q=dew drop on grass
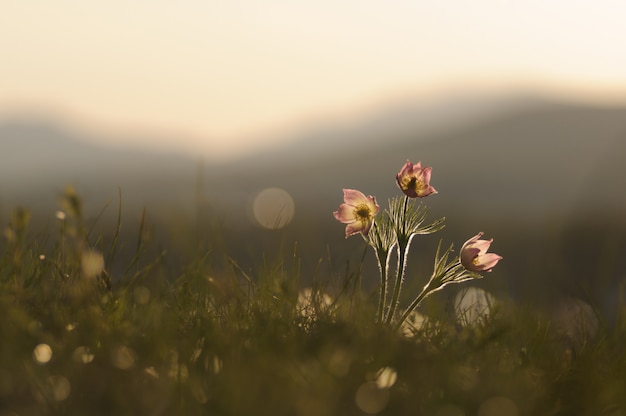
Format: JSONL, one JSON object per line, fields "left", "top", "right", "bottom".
{"left": 33, "top": 344, "right": 52, "bottom": 364}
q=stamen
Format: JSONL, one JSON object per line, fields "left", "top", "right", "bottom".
{"left": 355, "top": 205, "right": 371, "bottom": 220}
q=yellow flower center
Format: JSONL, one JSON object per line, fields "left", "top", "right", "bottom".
{"left": 472, "top": 256, "right": 481, "bottom": 265}
{"left": 408, "top": 177, "right": 424, "bottom": 191}
{"left": 354, "top": 204, "right": 371, "bottom": 221}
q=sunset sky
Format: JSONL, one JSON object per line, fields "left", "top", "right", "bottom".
{"left": 2, "top": 1, "right": 626, "bottom": 159}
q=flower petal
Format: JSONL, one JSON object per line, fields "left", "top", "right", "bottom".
{"left": 470, "top": 238, "right": 493, "bottom": 255}
{"left": 342, "top": 189, "right": 368, "bottom": 206}
{"left": 460, "top": 232, "right": 501, "bottom": 272}
{"left": 476, "top": 253, "right": 503, "bottom": 272}
{"left": 333, "top": 204, "right": 357, "bottom": 223}
{"left": 460, "top": 247, "right": 481, "bottom": 269}
{"left": 345, "top": 221, "right": 365, "bottom": 238}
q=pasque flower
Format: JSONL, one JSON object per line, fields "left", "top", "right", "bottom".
{"left": 460, "top": 232, "right": 502, "bottom": 272}
{"left": 396, "top": 160, "right": 437, "bottom": 198}
{"left": 333, "top": 189, "right": 380, "bottom": 238}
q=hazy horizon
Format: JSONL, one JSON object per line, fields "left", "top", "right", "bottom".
{"left": 3, "top": 88, "right": 625, "bottom": 163}
{"left": 3, "top": 1, "right": 626, "bottom": 160}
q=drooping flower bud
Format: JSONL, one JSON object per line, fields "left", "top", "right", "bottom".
{"left": 460, "top": 232, "right": 502, "bottom": 272}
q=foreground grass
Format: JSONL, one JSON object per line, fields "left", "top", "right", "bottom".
{"left": 1, "top": 202, "right": 626, "bottom": 416}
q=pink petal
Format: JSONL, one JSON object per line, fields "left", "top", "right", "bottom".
{"left": 463, "top": 233, "right": 483, "bottom": 248}
{"left": 416, "top": 185, "right": 437, "bottom": 197}
{"left": 396, "top": 160, "right": 413, "bottom": 178}
{"left": 460, "top": 247, "right": 480, "bottom": 269}
{"left": 333, "top": 204, "right": 356, "bottom": 223}
{"left": 342, "top": 189, "right": 368, "bottom": 206}
{"left": 476, "top": 254, "right": 503, "bottom": 272}
{"left": 366, "top": 196, "right": 381, "bottom": 215}
{"left": 422, "top": 166, "right": 432, "bottom": 184}
{"left": 471, "top": 238, "right": 493, "bottom": 255}
{"left": 345, "top": 221, "right": 365, "bottom": 238}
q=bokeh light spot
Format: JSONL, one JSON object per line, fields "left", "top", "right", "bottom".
{"left": 455, "top": 287, "right": 495, "bottom": 326}
{"left": 355, "top": 381, "right": 389, "bottom": 414}
{"left": 81, "top": 250, "right": 105, "bottom": 280}
{"left": 375, "top": 367, "right": 397, "bottom": 389}
{"left": 252, "top": 187, "right": 295, "bottom": 229}
{"left": 73, "top": 346, "right": 95, "bottom": 364}
{"left": 401, "top": 310, "right": 427, "bottom": 337}
{"left": 33, "top": 344, "right": 52, "bottom": 364}
{"left": 48, "top": 376, "right": 71, "bottom": 401}
{"left": 144, "top": 367, "right": 160, "bottom": 378}
{"left": 212, "top": 355, "right": 223, "bottom": 375}
{"left": 111, "top": 345, "right": 136, "bottom": 370}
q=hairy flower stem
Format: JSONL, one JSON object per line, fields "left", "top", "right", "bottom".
{"left": 385, "top": 196, "right": 410, "bottom": 324}
{"left": 375, "top": 247, "right": 390, "bottom": 323}
{"left": 393, "top": 281, "right": 433, "bottom": 331}
{"left": 394, "top": 259, "right": 482, "bottom": 331}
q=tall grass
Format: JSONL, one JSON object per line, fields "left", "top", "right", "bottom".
{"left": 1, "top": 191, "right": 625, "bottom": 415}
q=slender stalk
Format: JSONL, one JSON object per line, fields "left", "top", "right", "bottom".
{"left": 393, "top": 283, "right": 432, "bottom": 331}
{"left": 375, "top": 248, "right": 389, "bottom": 322}
{"left": 385, "top": 238, "right": 411, "bottom": 323}
{"left": 385, "top": 196, "right": 410, "bottom": 324}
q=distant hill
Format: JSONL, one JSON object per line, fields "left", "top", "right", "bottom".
{"left": 0, "top": 119, "right": 196, "bottom": 214}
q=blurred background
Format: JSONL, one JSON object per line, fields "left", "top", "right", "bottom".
{"left": 2, "top": 1, "right": 626, "bottom": 321}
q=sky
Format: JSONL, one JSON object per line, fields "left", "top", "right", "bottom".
{"left": 2, "top": 1, "right": 626, "bottom": 159}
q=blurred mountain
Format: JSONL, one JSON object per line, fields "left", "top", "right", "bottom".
{"left": 0, "top": 118, "right": 196, "bottom": 213}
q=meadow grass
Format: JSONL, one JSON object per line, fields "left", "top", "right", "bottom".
{"left": 1, "top": 194, "right": 626, "bottom": 416}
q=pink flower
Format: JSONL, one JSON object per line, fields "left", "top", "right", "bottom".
{"left": 460, "top": 232, "right": 502, "bottom": 272}
{"left": 396, "top": 160, "right": 437, "bottom": 198}
{"left": 333, "top": 189, "right": 380, "bottom": 238}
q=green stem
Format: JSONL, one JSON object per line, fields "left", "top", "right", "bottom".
{"left": 376, "top": 248, "right": 390, "bottom": 323}
{"left": 385, "top": 196, "right": 410, "bottom": 324}
{"left": 385, "top": 239, "right": 410, "bottom": 323}
{"left": 393, "top": 281, "right": 434, "bottom": 331}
